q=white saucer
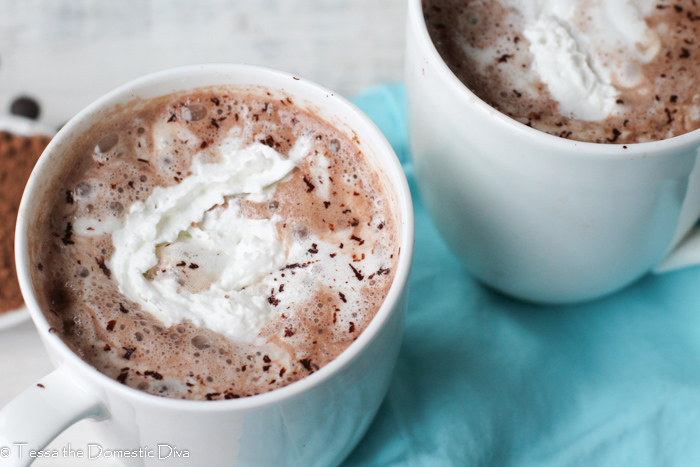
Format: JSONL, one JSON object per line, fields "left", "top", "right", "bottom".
{"left": 0, "top": 114, "right": 55, "bottom": 137}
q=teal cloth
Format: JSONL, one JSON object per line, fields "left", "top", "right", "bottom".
{"left": 344, "top": 84, "right": 700, "bottom": 467}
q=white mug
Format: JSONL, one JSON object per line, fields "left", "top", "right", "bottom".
{"left": 0, "top": 64, "right": 414, "bottom": 466}
{"left": 405, "top": 0, "right": 700, "bottom": 303}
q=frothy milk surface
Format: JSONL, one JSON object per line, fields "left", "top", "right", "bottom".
{"left": 424, "top": 0, "right": 700, "bottom": 143}
{"left": 31, "top": 86, "right": 399, "bottom": 400}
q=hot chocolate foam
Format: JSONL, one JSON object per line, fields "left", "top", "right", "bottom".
{"left": 31, "top": 86, "right": 399, "bottom": 400}
{"left": 424, "top": 0, "right": 700, "bottom": 143}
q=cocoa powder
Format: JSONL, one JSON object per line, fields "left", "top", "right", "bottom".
{"left": 0, "top": 131, "right": 51, "bottom": 313}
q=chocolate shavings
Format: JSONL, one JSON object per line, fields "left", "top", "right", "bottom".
{"left": 300, "top": 358, "right": 313, "bottom": 372}
{"left": 349, "top": 264, "right": 364, "bottom": 281}
{"left": 144, "top": 370, "right": 163, "bottom": 380}
{"left": 61, "top": 222, "right": 75, "bottom": 245}
{"left": 117, "top": 368, "right": 129, "bottom": 384}
{"left": 122, "top": 347, "right": 135, "bottom": 360}
{"left": 302, "top": 176, "right": 315, "bottom": 192}
{"left": 350, "top": 235, "right": 365, "bottom": 245}
{"left": 268, "top": 288, "right": 281, "bottom": 307}
{"left": 96, "top": 256, "right": 111, "bottom": 278}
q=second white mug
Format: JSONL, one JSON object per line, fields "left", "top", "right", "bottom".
{"left": 405, "top": 0, "right": 700, "bottom": 304}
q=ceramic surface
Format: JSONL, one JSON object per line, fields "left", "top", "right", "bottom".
{"left": 405, "top": 0, "right": 700, "bottom": 303}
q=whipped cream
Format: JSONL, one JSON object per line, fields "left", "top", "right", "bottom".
{"left": 108, "top": 129, "right": 310, "bottom": 344}
{"left": 502, "top": 0, "right": 658, "bottom": 120}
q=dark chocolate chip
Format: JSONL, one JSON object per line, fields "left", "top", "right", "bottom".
{"left": 10, "top": 96, "right": 40, "bottom": 120}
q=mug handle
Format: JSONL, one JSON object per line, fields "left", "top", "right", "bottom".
{"left": 0, "top": 367, "right": 106, "bottom": 467}
{"left": 654, "top": 224, "right": 700, "bottom": 273}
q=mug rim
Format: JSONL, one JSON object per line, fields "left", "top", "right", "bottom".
{"left": 407, "top": 0, "right": 700, "bottom": 158}
{"left": 15, "top": 63, "right": 414, "bottom": 411}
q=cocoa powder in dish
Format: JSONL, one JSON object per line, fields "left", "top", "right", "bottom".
{"left": 0, "top": 131, "right": 51, "bottom": 314}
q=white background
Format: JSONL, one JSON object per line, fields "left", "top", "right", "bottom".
{"left": 0, "top": 0, "right": 407, "bottom": 129}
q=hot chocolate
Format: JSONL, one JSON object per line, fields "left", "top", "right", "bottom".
{"left": 424, "top": 0, "right": 700, "bottom": 144}
{"left": 31, "top": 86, "right": 400, "bottom": 400}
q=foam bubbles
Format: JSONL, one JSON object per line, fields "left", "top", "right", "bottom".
{"left": 96, "top": 133, "right": 119, "bottom": 153}
{"left": 182, "top": 104, "right": 208, "bottom": 122}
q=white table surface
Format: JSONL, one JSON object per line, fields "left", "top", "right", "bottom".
{"left": 0, "top": 1, "right": 407, "bottom": 464}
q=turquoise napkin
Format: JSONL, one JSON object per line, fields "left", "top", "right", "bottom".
{"left": 345, "top": 84, "right": 700, "bottom": 467}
